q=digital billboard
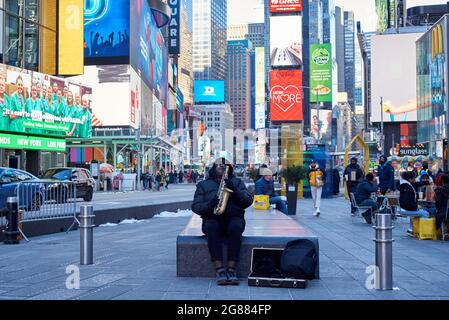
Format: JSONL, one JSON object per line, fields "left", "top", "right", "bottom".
{"left": 130, "top": 0, "right": 168, "bottom": 107}
{"left": 194, "top": 81, "right": 225, "bottom": 104}
{"left": 311, "top": 109, "right": 332, "bottom": 141}
{"left": 310, "top": 44, "right": 332, "bottom": 103}
{"left": 0, "top": 64, "right": 93, "bottom": 139}
{"left": 84, "top": 0, "right": 130, "bottom": 63}
{"left": 255, "top": 47, "right": 265, "bottom": 105}
{"left": 59, "top": 0, "right": 84, "bottom": 75}
{"left": 371, "top": 33, "right": 422, "bottom": 123}
{"left": 270, "top": 16, "right": 302, "bottom": 69}
{"left": 255, "top": 103, "right": 266, "bottom": 129}
{"left": 270, "top": 70, "right": 303, "bottom": 122}
{"left": 269, "top": 0, "right": 302, "bottom": 13}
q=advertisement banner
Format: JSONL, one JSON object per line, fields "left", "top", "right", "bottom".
{"left": 0, "top": 133, "right": 66, "bottom": 152}
{"left": 255, "top": 47, "right": 265, "bottom": 105}
{"left": 84, "top": 0, "right": 130, "bottom": 63}
{"left": 1, "top": 64, "right": 93, "bottom": 139}
{"left": 269, "top": 0, "right": 302, "bottom": 13}
{"left": 371, "top": 33, "right": 422, "bottom": 122}
{"left": 130, "top": 0, "right": 168, "bottom": 107}
{"left": 310, "top": 109, "right": 332, "bottom": 141}
{"left": 59, "top": 0, "right": 84, "bottom": 75}
{"left": 194, "top": 81, "right": 225, "bottom": 104}
{"left": 168, "top": 0, "right": 181, "bottom": 55}
{"left": 270, "top": 16, "right": 302, "bottom": 69}
{"left": 270, "top": 70, "right": 303, "bottom": 122}
{"left": 310, "top": 44, "right": 332, "bottom": 103}
{"left": 255, "top": 103, "right": 266, "bottom": 129}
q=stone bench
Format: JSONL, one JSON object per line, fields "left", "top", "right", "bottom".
{"left": 176, "top": 207, "right": 320, "bottom": 279}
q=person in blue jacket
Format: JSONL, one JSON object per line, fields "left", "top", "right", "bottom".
{"left": 377, "top": 155, "right": 395, "bottom": 195}
{"left": 255, "top": 168, "right": 288, "bottom": 214}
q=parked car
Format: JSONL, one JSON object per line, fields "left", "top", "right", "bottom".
{"left": 42, "top": 168, "right": 95, "bottom": 202}
{"left": 0, "top": 168, "right": 44, "bottom": 211}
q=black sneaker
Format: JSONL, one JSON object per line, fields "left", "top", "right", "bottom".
{"left": 216, "top": 268, "right": 228, "bottom": 286}
{"left": 362, "top": 212, "right": 372, "bottom": 225}
{"left": 226, "top": 268, "right": 239, "bottom": 285}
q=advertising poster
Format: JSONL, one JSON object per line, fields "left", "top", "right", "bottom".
{"left": 310, "top": 43, "right": 332, "bottom": 103}
{"left": 270, "top": 16, "right": 302, "bottom": 69}
{"left": 270, "top": 70, "right": 303, "bottom": 122}
{"left": 194, "top": 81, "right": 225, "bottom": 104}
{"left": 310, "top": 109, "right": 332, "bottom": 141}
{"left": 0, "top": 64, "right": 93, "bottom": 139}
{"left": 269, "top": 0, "right": 302, "bottom": 13}
{"left": 371, "top": 33, "right": 422, "bottom": 122}
{"left": 130, "top": 0, "right": 168, "bottom": 107}
{"left": 255, "top": 103, "right": 266, "bottom": 129}
{"left": 255, "top": 47, "right": 265, "bottom": 105}
{"left": 84, "top": 0, "right": 130, "bottom": 62}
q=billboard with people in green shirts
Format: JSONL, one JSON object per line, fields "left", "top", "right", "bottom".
{"left": 310, "top": 43, "right": 332, "bottom": 103}
{"left": 0, "top": 64, "right": 93, "bottom": 139}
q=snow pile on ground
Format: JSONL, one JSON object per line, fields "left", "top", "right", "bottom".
{"left": 155, "top": 209, "right": 193, "bottom": 218}
{"left": 119, "top": 219, "right": 146, "bottom": 225}
{"left": 99, "top": 223, "right": 119, "bottom": 227}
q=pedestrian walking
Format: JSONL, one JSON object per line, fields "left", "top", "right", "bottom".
{"left": 344, "top": 157, "right": 364, "bottom": 214}
{"left": 377, "top": 155, "right": 395, "bottom": 195}
{"left": 307, "top": 160, "right": 326, "bottom": 216}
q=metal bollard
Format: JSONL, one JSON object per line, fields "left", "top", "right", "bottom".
{"left": 373, "top": 213, "right": 394, "bottom": 290}
{"left": 103, "top": 180, "right": 107, "bottom": 192}
{"left": 80, "top": 205, "right": 95, "bottom": 265}
{"left": 5, "top": 197, "right": 20, "bottom": 245}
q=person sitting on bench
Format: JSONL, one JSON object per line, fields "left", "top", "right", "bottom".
{"left": 255, "top": 168, "right": 288, "bottom": 215}
{"left": 192, "top": 158, "right": 253, "bottom": 286}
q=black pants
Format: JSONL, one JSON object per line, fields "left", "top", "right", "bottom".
{"left": 202, "top": 216, "right": 246, "bottom": 262}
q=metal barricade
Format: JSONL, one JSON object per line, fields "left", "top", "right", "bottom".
{"left": 16, "top": 181, "right": 79, "bottom": 241}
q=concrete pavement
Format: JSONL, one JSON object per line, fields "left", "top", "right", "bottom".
{"left": 1, "top": 195, "right": 449, "bottom": 300}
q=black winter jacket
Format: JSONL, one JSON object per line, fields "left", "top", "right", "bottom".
{"left": 354, "top": 180, "right": 378, "bottom": 205}
{"left": 192, "top": 168, "right": 253, "bottom": 220}
{"left": 398, "top": 180, "right": 428, "bottom": 211}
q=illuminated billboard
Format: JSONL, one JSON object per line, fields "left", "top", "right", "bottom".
{"left": 310, "top": 109, "right": 332, "bottom": 141}
{"left": 270, "top": 16, "right": 302, "bottom": 69}
{"left": 270, "top": 70, "right": 303, "bottom": 122}
{"left": 130, "top": 0, "right": 168, "bottom": 106}
{"left": 371, "top": 33, "right": 423, "bottom": 123}
{"left": 255, "top": 103, "right": 266, "bottom": 129}
{"left": 59, "top": 0, "right": 84, "bottom": 75}
{"left": 310, "top": 44, "right": 332, "bottom": 103}
{"left": 255, "top": 47, "right": 265, "bottom": 105}
{"left": 0, "top": 64, "right": 93, "bottom": 139}
{"left": 194, "top": 81, "right": 225, "bottom": 104}
{"left": 84, "top": 0, "right": 130, "bottom": 63}
{"left": 269, "top": 0, "right": 302, "bottom": 13}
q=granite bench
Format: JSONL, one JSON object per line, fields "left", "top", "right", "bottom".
{"left": 176, "top": 207, "right": 320, "bottom": 279}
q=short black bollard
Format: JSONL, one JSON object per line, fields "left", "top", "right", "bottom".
{"left": 80, "top": 205, "right": 95, "bottom": 265}
{"left": 5, "top": 197, "right": 20, "bottom": 245}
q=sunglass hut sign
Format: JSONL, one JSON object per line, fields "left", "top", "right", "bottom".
{"left": 169, "top": 0, "right": 180, "bottom": 55}
{"left": 398, "top": 144, "right": 428, "bottom": 157}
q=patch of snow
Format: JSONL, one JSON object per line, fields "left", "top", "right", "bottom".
{"left": 155, "top": 209, "right": 193, "bottom": 218}
{"left": 119, "top": 219, "right": 145, "bottom": 225}
{"left": 393, "top": 287, "right": 401, "bottom": 291}
{"left": 99, "top": 223, "right": 118, "bottom": 227}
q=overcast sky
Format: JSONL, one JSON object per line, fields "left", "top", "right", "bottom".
{"left": 228, "top": 0, "right": 449, "bottom": 32}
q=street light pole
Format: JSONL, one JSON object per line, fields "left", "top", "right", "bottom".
{"left": 316, "top": 89, "right": 320, "bottom": 141}
{"left": 380, "top": 96, "right": 385, "bottom": 155}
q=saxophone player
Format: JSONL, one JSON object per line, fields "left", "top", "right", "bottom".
{"left": 192, "top": 158, "right": 253, "bottom": 285}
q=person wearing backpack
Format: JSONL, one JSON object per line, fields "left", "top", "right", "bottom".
{"left": 307, "top": 160, "right": 326, "bottom": 217}
{"left": 344, "top": 157, "right": 364, "bottom": 214}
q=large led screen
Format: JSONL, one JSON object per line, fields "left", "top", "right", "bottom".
{"left": 310, "top": 43, "right": 332, "bottom": 103}
{"left": 270, "top": 15, "right": 302, "bottom": 69}
{"left": 130, "top": 0, "right": 168, "bottom": 107}
{"left": 0, "top": 64, "right": 93, "bottom": 139}
{"left": 269, "top": 0, "right": 302, "bottom": 13}
{"left": 371, "top": 33, "right": 423, "bottom": 123}
{"left": 194, "top": 81, "right": 225, "bottom": 104}
{"left": 84, "top": 0, "right": 130, "bottom": 63}
{"left": 270, "top": 70, "right": 303, "bottom": 122}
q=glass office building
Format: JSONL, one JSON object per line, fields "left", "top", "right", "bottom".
{"left": 193, "top": 0, "right": 227, "bottom": 81}
{"left": 417, "top": 15, "right": 448, "bottom": 168}
{"left": 344, "top": 11, "right": 355, "bottom": 110}
{"left": 0, "top": 0, "right": 57, "bottom": 74}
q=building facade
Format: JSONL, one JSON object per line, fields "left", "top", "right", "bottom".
{"left": 376, "top": 0, "right": 407, "bottom": 33}
{"left": 199, "top": 103, "right": 234, "bottom": 156}
{"left": 407, "top": 3, "right": 449, "bottom": 27}
{"left": 227, "top": 24, "right": 248, "bottom": 40}
{"left": 193, "top": 0, "right": 227, "bottom": 81}
{"left": 344, "top": 10, "right": 355, "bottom": 111}
{"left": 226, "top": 39, "right": 252, "bottom": 130}
{"left": 178, "top": 0, "right": 194, "bottom": 107}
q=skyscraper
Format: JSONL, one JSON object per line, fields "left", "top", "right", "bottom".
{"left": 376, "top": 0, "right": 407, "bottom": 33}
{"left": 246, "top": 23, "right": 265, "bottom": 48}
{"left": 226, "top": 40, "right": 253, "bottom": 130}
{"left": 179, "top": 0, "right": 194, "bottom": 106}
{"left": 193, "top": 0, "right": 227, "bottom": 81}
{"left": 344, "top": 11, "right": 355, "bottom": 110}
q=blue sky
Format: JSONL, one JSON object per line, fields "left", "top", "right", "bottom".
{"left": 228, "top": 0, "right": 449, "bottom": 32}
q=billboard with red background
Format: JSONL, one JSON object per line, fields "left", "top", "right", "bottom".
{"left": 269, "top": 0, "right": 302, "bottom": 13}
{"left": 270, "top": 70, "right": 303, "bottom": 122}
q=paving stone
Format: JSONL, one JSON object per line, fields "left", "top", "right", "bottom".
{"left": 28, "top": 289, "right": 88, "bottom": 300}
{"left": 74, "top": 285, "right": 135, "bottom": 300}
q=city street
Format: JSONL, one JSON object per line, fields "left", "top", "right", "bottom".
{"left": 1, "top": 195, "right": 449, "bottom": 300}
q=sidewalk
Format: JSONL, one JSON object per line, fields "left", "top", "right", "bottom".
{"left": 1, "top": 196, "right": 449, "bottom": 300}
